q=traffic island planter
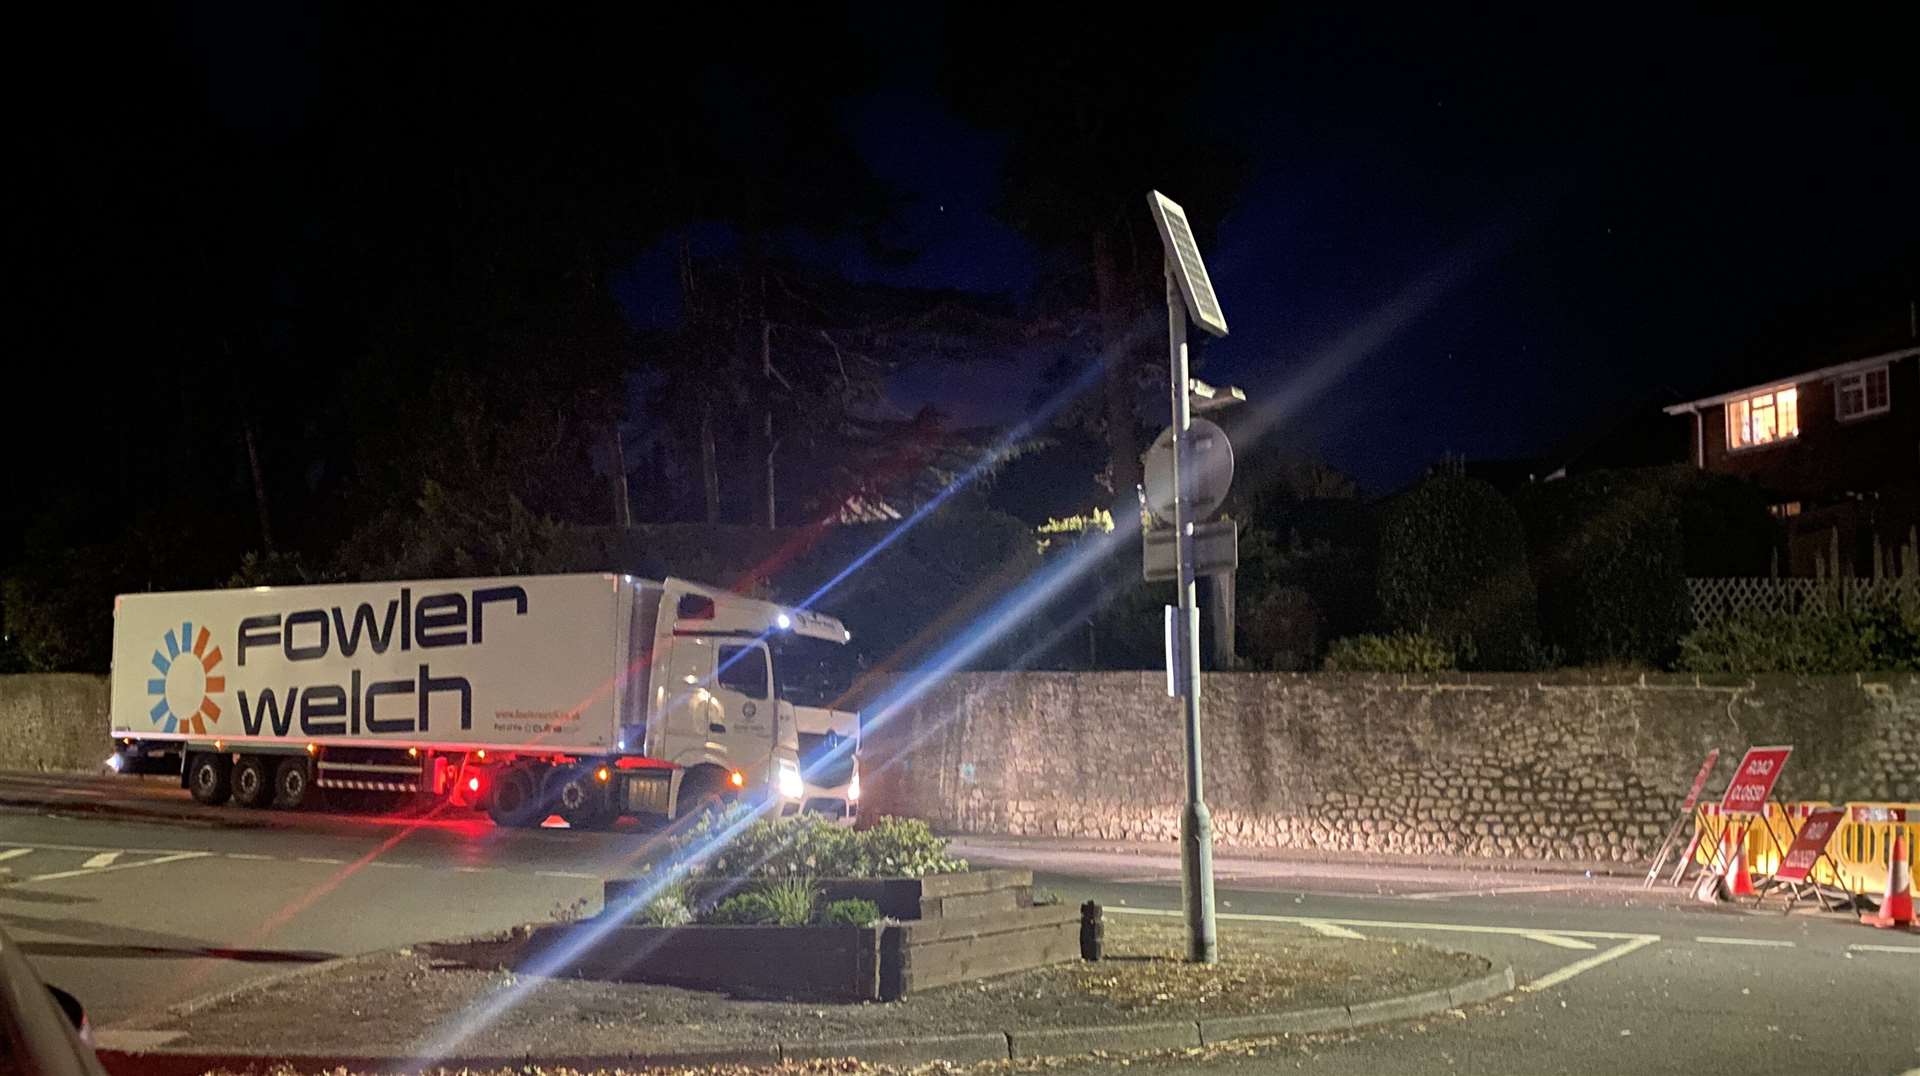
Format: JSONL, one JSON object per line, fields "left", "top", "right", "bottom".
{"left": 564, "top": 867, "right": 1079, "bottom": 1000}
{"left": 520, "top": 902, "right": 1082, "bottom": 1001}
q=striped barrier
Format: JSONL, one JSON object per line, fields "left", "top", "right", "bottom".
{"left": 1690, "top": 800, "right": 1920, "bottom": 898}
{"left": 1832, "top": 804, "right": 1920, "bottom": 898}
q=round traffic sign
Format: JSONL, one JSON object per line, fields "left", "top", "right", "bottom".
{"left": 1142, "top": 418, "right": 1234, "bottom": 525}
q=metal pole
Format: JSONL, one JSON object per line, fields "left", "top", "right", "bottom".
{"left": 1168, "top": 259, "right": 1217, "bottom": 964}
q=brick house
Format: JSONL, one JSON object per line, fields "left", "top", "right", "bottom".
{"left": 1663, "top": 346, "right": 1918, "bottom": 577}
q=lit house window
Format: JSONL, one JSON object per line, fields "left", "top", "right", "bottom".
{"left": 1726, "top": 385, "right": 1798, "bottom": 449}
{"left": 1834, "top": 365, "right": 1890, "bottom": 420}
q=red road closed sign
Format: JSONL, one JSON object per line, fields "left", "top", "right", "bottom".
{"left": 1775, "top": 807, "right": 1844, "bottom": 884}
{"left": 1719, "top": 745, "right": 1792, "bottom": 817}
{"left": 1680, "top": 749, "right": 1720, "bottom": 812}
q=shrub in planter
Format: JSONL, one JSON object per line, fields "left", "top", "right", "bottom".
{"left": 700, "top": 878, "right": 820, "bottom": 925}
{"left": 822, "top": 898, "right": 881, "bottom": 927}
{"left": 704, "top": 892, "right": 778, "bottom": 925}
{"left": 675, "top": 812, "right": 856, "bottom": 879}
{"left": 638, "top": 880, "right": 694, "bottom": 927}
{"left": 671, "top": 812, "right": 967, "bottom": 880}
{"left": 854, "top": 816, "right": 968, "bottom": 878}
{"left": 757, "top": 877, "right": 820, "bottom": 926}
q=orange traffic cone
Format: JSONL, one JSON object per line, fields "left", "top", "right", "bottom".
{"left": 1861, "top": 831, "right": 1914, "bottom": 930}
{"left": 1725, "top": 822, "right": 1757, "bottom": 898}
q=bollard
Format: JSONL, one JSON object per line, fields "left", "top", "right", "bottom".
{"left": 1080, "top": 900, "right": 1104, "bottom": 961}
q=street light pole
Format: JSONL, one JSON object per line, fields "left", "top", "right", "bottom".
{"left": 1167, "top": 259, "right": 1217, "bottom": 964}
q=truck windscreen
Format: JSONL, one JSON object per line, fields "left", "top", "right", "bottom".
{"left": 771, "top": 634, "right": 858, "bottom": 709}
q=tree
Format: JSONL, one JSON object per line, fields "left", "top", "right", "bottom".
{"left": 652, "top": 254, "right": 1039, "bottom": 526}
{"left": 1227, "top": 458, "right": 1370, "bottom": 667}
{"left": 942, "top": 21, "right": 1247, "bottom": 500}
{"left": 1515, "top": 470, "right": 1689, "bottom": 666}
{"left": 1377, "top": 476, "right": 1538, "bottom": 668}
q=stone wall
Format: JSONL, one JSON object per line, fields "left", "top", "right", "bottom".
{"left": 0, "top": 674, "right": 110, "bottom": 773}
{"left": 861, "top": 672, "right": 1920, "bottom": 864}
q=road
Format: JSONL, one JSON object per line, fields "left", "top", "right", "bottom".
{"left": 3, "top": 770, "right": 1916, "bottom": 1074}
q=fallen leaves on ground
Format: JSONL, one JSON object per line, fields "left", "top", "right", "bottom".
{"left": 1067, "top": 922, "right": 1349, "bottom": 1010}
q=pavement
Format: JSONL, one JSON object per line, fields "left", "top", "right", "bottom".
{"left": 3, "top": 769, "right": 1917, "bottom": 1075}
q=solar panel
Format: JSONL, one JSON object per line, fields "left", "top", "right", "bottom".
{"left": 1147, "top": 191, "right": 1228, "bottom": 337}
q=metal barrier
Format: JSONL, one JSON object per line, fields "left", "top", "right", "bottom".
{"left": 1691, "top": 800, "right": 1920, "bottom": 897}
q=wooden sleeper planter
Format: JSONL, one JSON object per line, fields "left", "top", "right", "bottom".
{"left": 531, "top": 868, "right": 1080, "bottom": 1000}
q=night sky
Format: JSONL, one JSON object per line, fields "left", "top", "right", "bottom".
{"left": 18, "top": 7, "right": 1919, "bottom": 503}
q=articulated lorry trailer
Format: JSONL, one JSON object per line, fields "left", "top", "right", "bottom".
{"left": 108, "top": 574, "right": 851, "bottom": 827}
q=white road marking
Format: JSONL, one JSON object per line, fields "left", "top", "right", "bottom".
{"left": 1522, "top": 932, "right": 1598, "bottom": 951}
{"left": 1108, "top": 906, "right": 1660, "bottom": 993}
{"left": 367, "top": 861, "right": 419, "bottom": 869}
{"left": 0, "top": 839, "right": 199, "bottom": 855}
{"left": 25, "top": 851, "right": 211, "bottom": 883}
{"left": 297, "top": 857, "right": 344, "bottom": 865}
{"left": 456, "top": 866, "right": 500, "bottom": 874}
{"left": 1107, "top": 905, "right": 1654, "bottom": 941}
{"left": 1847, "top": 943, "right": 1920, "bottom": 955}
{"left": 0, "top": 848, "right": 33, "bottom": 863}
{"left": 91, "top": 1029, "right": 186, "bottom": 1050}
{"left": 1302, "top": 919, "right": 1366, "bottom": 939}
{"left": 1695, "top": 936, "right": 1795, "bottom": 948}
{"left": 80, "top": 852, "right": 123, "bottom": 869}
{"left": 222, "top": 853, "right": 273, "bottom": 861}
{"left": 536, "top": 870, "right": 600, "bottom": 880}
{"left": 1407, "top": 884, "right": 1580, "bottom": 901}
{"left": 1521, "top": 935, "right": 1662, "bottom": 993}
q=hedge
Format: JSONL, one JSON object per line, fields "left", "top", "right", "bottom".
{"left": 1515, "top": 470, "right": 1689, "bottom": 666}
{"left": 1376, "top": 476, "right": 1537, "bottom": 668}
{"left": 1677, "top": 601, "right": 1920, "bottom": 673}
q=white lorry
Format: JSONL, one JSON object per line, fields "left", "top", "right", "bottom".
{"left": 107, "top": 574, "right": 850, "bottom": 827}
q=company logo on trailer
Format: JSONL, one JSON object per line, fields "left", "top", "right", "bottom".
{"left": 146, "top": 621, "right": 226, "bottom": 734}
{"left": 231, "top": 583, "right": 527, "bottom": 739}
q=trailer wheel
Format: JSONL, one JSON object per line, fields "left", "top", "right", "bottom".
{"left": 187, "top": 753, "right": 232, "bottom": 806}
{"left": 232, "top": 756, "right": 274, "bottom": 808}
{"left": 486, "top": 764, "right": 545, "bottom": 828}
{"left": 274, "top": 758, "right": 312, "bottom": 810}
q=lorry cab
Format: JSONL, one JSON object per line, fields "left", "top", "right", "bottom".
{"left": 792, "top": 705, "right": 860, "bottom": 819}
{"left": 634, "top": 578, "right": 851, "bottom": 822}
{"left": 769, "top": 628, "right": 863, "bottom": 819}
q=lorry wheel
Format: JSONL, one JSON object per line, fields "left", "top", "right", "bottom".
{"left": 675, "top": 766, "right": 734, "bottom": 823}
{"left": 187, "top": 753, "right": 232, "bottom": 806}
{"left": 551, "top": 767, "right": 615, "bottom": 829}
{"left": 231, "top": 756, "right": 273, "bottom": 808}
{"left": 274, "top": 759, "right": 312, "bottom": 809}
{"left": 486, "top": 764, "right": 545, "bottom": 828}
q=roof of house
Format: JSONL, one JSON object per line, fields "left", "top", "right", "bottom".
{"left": 1662, "top": 346, "right": 1920, "bottom": 414}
